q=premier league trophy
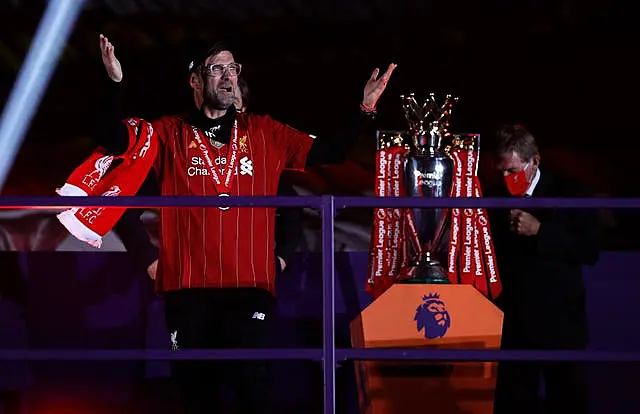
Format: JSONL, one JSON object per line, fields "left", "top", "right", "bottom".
{"left": 369, "top": 93, "right": 501, "bottom": 299}
{"left": 399, "top": 93, "right": 458, "bottom": 284}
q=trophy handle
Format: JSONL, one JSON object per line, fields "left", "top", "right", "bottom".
{"left": 401, "top": 94, "right": 425, "bottom": 136}
{"left": 438, "top": 95, "right": 459, "bottom": 134}
{"left": 407, "top": 94, "right": 422, "bottom": 119}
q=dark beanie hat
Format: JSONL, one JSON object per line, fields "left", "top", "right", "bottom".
{"left": 187, "top": 40, "right": 233, "bottom": 74}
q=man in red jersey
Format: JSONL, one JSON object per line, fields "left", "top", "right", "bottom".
{"left": 98, "top": 35, "right": 395, "bottom": 413}
{"left": 112, "top": 78, "right": 293, "bottom": 281}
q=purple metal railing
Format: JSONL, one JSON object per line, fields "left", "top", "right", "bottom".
{"left": 1, "top": 195, "right": 639, "bottom": 209}
{"left": 0, "top": 349, "right": 639, "bottom": 362}
{"left": 0, "top": 195, "right": 638, "bottom": 414}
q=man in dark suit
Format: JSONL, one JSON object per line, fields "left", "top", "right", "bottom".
{"left": 488, "top": 125, "right": 600, "bottom": 414}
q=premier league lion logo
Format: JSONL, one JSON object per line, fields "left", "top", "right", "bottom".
{"left": 414, "top": 293, "right": 451, "bottom": 339}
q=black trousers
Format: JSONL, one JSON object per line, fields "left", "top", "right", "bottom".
{"left": 164, "top": 287, "right": 275, "bottom": 414}
{"left": 493, "top": 312, "right": 588, "bottom": 414}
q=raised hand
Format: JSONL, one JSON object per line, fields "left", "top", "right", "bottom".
{"left": 362, "top": 63, "right": 397, "bottom": 110}
{"left": 99, "top": 34, "right": 122, "bottom": 82}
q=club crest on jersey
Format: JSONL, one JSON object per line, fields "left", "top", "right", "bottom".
{"left": 239, "top": 135, "right": 248, "bottom": 153}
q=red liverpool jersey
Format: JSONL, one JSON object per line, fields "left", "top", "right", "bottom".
{"left": 151, "top": 113, "right": 313, "bottom": 293}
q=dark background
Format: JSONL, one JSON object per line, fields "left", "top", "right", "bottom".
{"left": 1, "top": 3, "right": 640, "bottom": 413}
{"left": 0, "top": 0, "right": 638, "bottom": 248}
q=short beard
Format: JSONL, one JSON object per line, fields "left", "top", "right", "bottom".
{"left": 202, "top": 82, "right": 234, "bottom": 111}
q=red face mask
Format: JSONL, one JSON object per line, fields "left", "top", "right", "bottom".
{"left": 503, "top": 164, "right": 531, "bottom": 196}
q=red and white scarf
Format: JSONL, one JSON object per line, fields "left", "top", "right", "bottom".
{"left": 56, "top": 118, "right": 158, "bottom": 247}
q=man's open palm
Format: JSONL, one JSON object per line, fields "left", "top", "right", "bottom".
{"left": 363, "top": 63, "right": 397, "bottom": 109}
{"left": 100, "top": 34, "right": 122, "bottom": 82}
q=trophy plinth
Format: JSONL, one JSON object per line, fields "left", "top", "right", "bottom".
{"left": 399, "top": 93, "right": 459, "bottom": 285}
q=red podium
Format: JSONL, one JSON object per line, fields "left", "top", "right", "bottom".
{"left": 350, "top": 284, "right": 503, "bottom": 414}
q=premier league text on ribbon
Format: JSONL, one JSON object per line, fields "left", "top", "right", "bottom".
{"left": 367, "top": 93, "right": 503, "bottom": 300}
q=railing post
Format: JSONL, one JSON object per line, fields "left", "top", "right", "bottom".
{"left": 0, "top": 0, "right": 86, "bottom": 190}
{"left": 321, "top": 195, "right": 336, "bottom": 414}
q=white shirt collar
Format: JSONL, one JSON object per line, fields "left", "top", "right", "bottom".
{"left": 526, "top": 168, "right": 541, "bottom": 196}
